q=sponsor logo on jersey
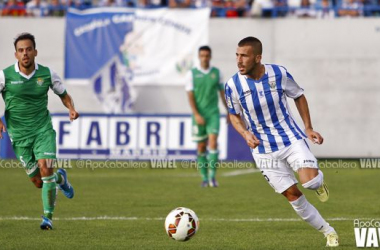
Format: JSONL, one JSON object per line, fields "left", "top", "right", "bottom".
{"left": 36, "top": 78, "right": 44, "bottom": 86}
{"left": 269, "top": 81, "right": 276, "bottom": 89}
{"left": 211, "top": 73, "right": 216, "bottom": 79}
{"left": 304, "top": 159, "right": 315, "bottom": 163}
{"left": 227, "top": 97, "right": 233, "bottom": 109}
{"left": 44, "top": 152, "right": 56, "bottom": 156}
{"left": 243, "top": 90, "right": 251, "bottom": 97}
{"left": 10, "top": 80, "right": 23, "bottom": 84}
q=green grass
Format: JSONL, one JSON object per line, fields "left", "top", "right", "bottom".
{"left": 0, "top": 159, "right": 379, "bottom": 249}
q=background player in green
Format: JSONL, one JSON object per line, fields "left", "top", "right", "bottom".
{"left": 0, "top": 33, "right": 79, "bottom": 230}
{"left": 186, "top": 46, "right": 228, "bottom": 187}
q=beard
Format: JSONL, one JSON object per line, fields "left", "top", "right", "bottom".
{"left": 21, "top": 59, "right": 33, "bottom": 69}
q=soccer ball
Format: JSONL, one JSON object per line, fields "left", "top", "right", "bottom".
{"left": 164, "top": 207, "right": 199, "bottom": 241}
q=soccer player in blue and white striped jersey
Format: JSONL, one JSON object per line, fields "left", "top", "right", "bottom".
{"left": 225, "top": 37, "right": 339, "bottom": 247}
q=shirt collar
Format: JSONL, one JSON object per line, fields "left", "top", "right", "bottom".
{"left": 14, "top": 62, "right": 39, "bottom": 73}
{"left": 196, "top": 65, "right": 212, "bottom": 75}
{"left": 14, "top": 62, "right": 38, "bottom": 79}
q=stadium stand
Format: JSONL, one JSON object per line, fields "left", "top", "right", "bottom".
{"left": 0, "top": 0, "right": 380, "bottom": 18}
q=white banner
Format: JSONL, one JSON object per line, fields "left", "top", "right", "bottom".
{"left": 65, "top": 8, "right": 211, "bottom": 86}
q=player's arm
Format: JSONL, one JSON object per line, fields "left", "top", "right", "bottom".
{"left": 218, "top": 72, "right": 230, "bottom": 123}
{"left": 0, "top": 70, "right": 6, "bottom": 139}
{"left": 185, "top": 70, "right": 204, "bottom": 125}
{"left": 60, "top": 93, "right": 79, "bottom": 122}
{"left": 229, "top": 113, "right": 260, "bottom": 149}
{"left": 225, "top": 81, "right": 259, "bottom": 148}
{"left": 294, "top": 94, "right": 323, "bottom": 144}
{"left": 187, "top": 91, "right": 205, "bottom": 125}
{"left": 0, "top": 119, "right": 6, "bottom": 139}
{"left": 219, "top": 90, "right": 230, "bottom": 124}
{"left": 49, "top": 68, "right": 79, "bottom": 122}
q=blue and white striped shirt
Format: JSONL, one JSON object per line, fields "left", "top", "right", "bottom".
{"left": 225, "top": 64, "right": 307, "bottom": 154}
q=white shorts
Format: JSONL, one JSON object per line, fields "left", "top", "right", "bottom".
{"left": 252, "top": 139, "right": 318, "bottom": 194}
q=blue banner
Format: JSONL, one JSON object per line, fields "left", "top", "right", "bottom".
{"left": 65, "top": 8, "right": 134, "bottom": 80}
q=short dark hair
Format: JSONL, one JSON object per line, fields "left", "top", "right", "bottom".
{"left": 238, "top": 37, "right": 262, "bottom": 55}
{"left": 198, "top": 45, "right": 212, "bottom": 55}
{"left": 14, "top": 33, "right": 36, "bottom": 50}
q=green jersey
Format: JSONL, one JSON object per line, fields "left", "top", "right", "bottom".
{"left": 186, "top": 66, "right": 224, "bottom": 117}
{"left": 0, "top": 63, "right": 67, "bottom": 142}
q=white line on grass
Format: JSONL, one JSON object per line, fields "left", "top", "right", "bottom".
{"left": 222, "top": 169, "right": 260, "bottom": 177}
{"left": 0, "top": 216, "right": 375, "bottom": 222}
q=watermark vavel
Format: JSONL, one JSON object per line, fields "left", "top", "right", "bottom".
{"left": 359, "top": 159, "right": 380, "bottom": 169}
{"left": 52, "top": 159, "right": 72, "bottom": 169}
{"left": 354, "top": 219, "right": 380, "bottom": 247}
{"left": 150, "top": 159, "right": 177, "bottom": 169}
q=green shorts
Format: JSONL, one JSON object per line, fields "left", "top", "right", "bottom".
{"left": 192, "top": 113, "right": 220, "bottom": 142}
{"left": 12, "top": 129, "right": 57, "bottom": 178}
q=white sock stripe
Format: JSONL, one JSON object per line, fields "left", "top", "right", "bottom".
{"left": 42, "top": 174, "right": 56, "bottom": 183}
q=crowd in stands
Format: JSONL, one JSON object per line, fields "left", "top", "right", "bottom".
{"left": 0, "top": 0, "right": 379, "bottom": 17}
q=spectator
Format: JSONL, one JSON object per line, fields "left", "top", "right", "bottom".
{"left": 62, "top": 0, "right": 91, "bottom": 10}
{"left": 194, "top": 0, "right": 211, "bottom": 7}
{"left": 235, "top": 0, "right": 248, "bottom": 16}
{"left": 26, "top": 0, "right": 49, "bottom": 17}
{"left": 2, "top": 0, "right": 26, "bottom": 16}
{"left": 338, "top": 0, "right": 363, "bottom": 16}
{"left": 47, "top": 0, "right": 65, "bottom": 16}
{"left": 211, "top": 0, "right": 225, "bottom": 16}
{"left": 295, "top": 0, "right": 316, "bottom": 17}
{"left": 250, "top": 0, "right": 275, "bottom": 17}
{"left": 98, "top": 0, "right": 125, "bottom": 7}
{"left": 138, "top": 0, "right": 167, "bottom": 7}
{"left": 168, "top": 0, "right": 191, "bottom": 7}
{"left": 225, "top": 0, "right": 239, "bottom": 17}
{"left": 316, "top": 0, "right": 335, "bottom": 18}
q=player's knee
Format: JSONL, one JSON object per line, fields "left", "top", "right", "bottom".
{"left": 39, "top": 163, "right": 54, "bottom": 177}
{"left": 197, "top": 142, "right": 207, "bottom": 153}
{"left": 282, "top": 185, "right": 303, "bottom": 201}
{"left": 302, "top": 170, "right": 323, "bottom": 190}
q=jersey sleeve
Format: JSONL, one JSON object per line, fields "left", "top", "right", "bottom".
{"left": 284, "top": 71, "right": 304, "bottom": 99}
{"left": 225, "top": 80, "right": 242, "bottom": 115}
{"left": 185, "top": 70, "right": 193, "bottom": 92}
{"left": 49, "top": 68, "right": 67, "bottom": 97}
{"left": 0, "top": 71, "right": 5, "bottom": 92}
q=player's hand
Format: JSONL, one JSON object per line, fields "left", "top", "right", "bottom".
{"left": 0, "top": 120, "right": 6, "bottom": 139}
{"left": 306, "top": 128, "right": 324, "bottom": 145}
{"left": 195, "top": 113, "right": 205, "bottom": 125}
{"left": 243, "top": 131, "right": 260, "bottom": 149}
{"left": 69, "top": 109, "right": 80, "bottom": 122}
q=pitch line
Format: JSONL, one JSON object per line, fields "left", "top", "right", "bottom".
{"left": 0, "top": 216, "right": 374, "bottom": 222}
{"left": 221, "top": 169, "right": 260, "bottom": 177}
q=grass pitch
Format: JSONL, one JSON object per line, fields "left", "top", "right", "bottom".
{"left": 0, "top": 159, "right": 378, "bottom": 249}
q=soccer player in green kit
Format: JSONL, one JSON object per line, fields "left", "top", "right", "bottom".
{"left": 186, "top": 46, "right": 228, "bottom": 187}
{"left": 0, "top": 33, "right": 79, "bottom": 230}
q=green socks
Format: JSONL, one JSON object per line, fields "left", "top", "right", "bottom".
{"left": 41, "top": 175, "right": 57, "bottom": 220}
{"left": 197, "top": 153, "right": 208, "bottom": 182}
{"left": 198, "top": 150, "right": 219, "bottom": 181}
{"left": 208, "top": 150, "right": 218, "bottom": 180}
